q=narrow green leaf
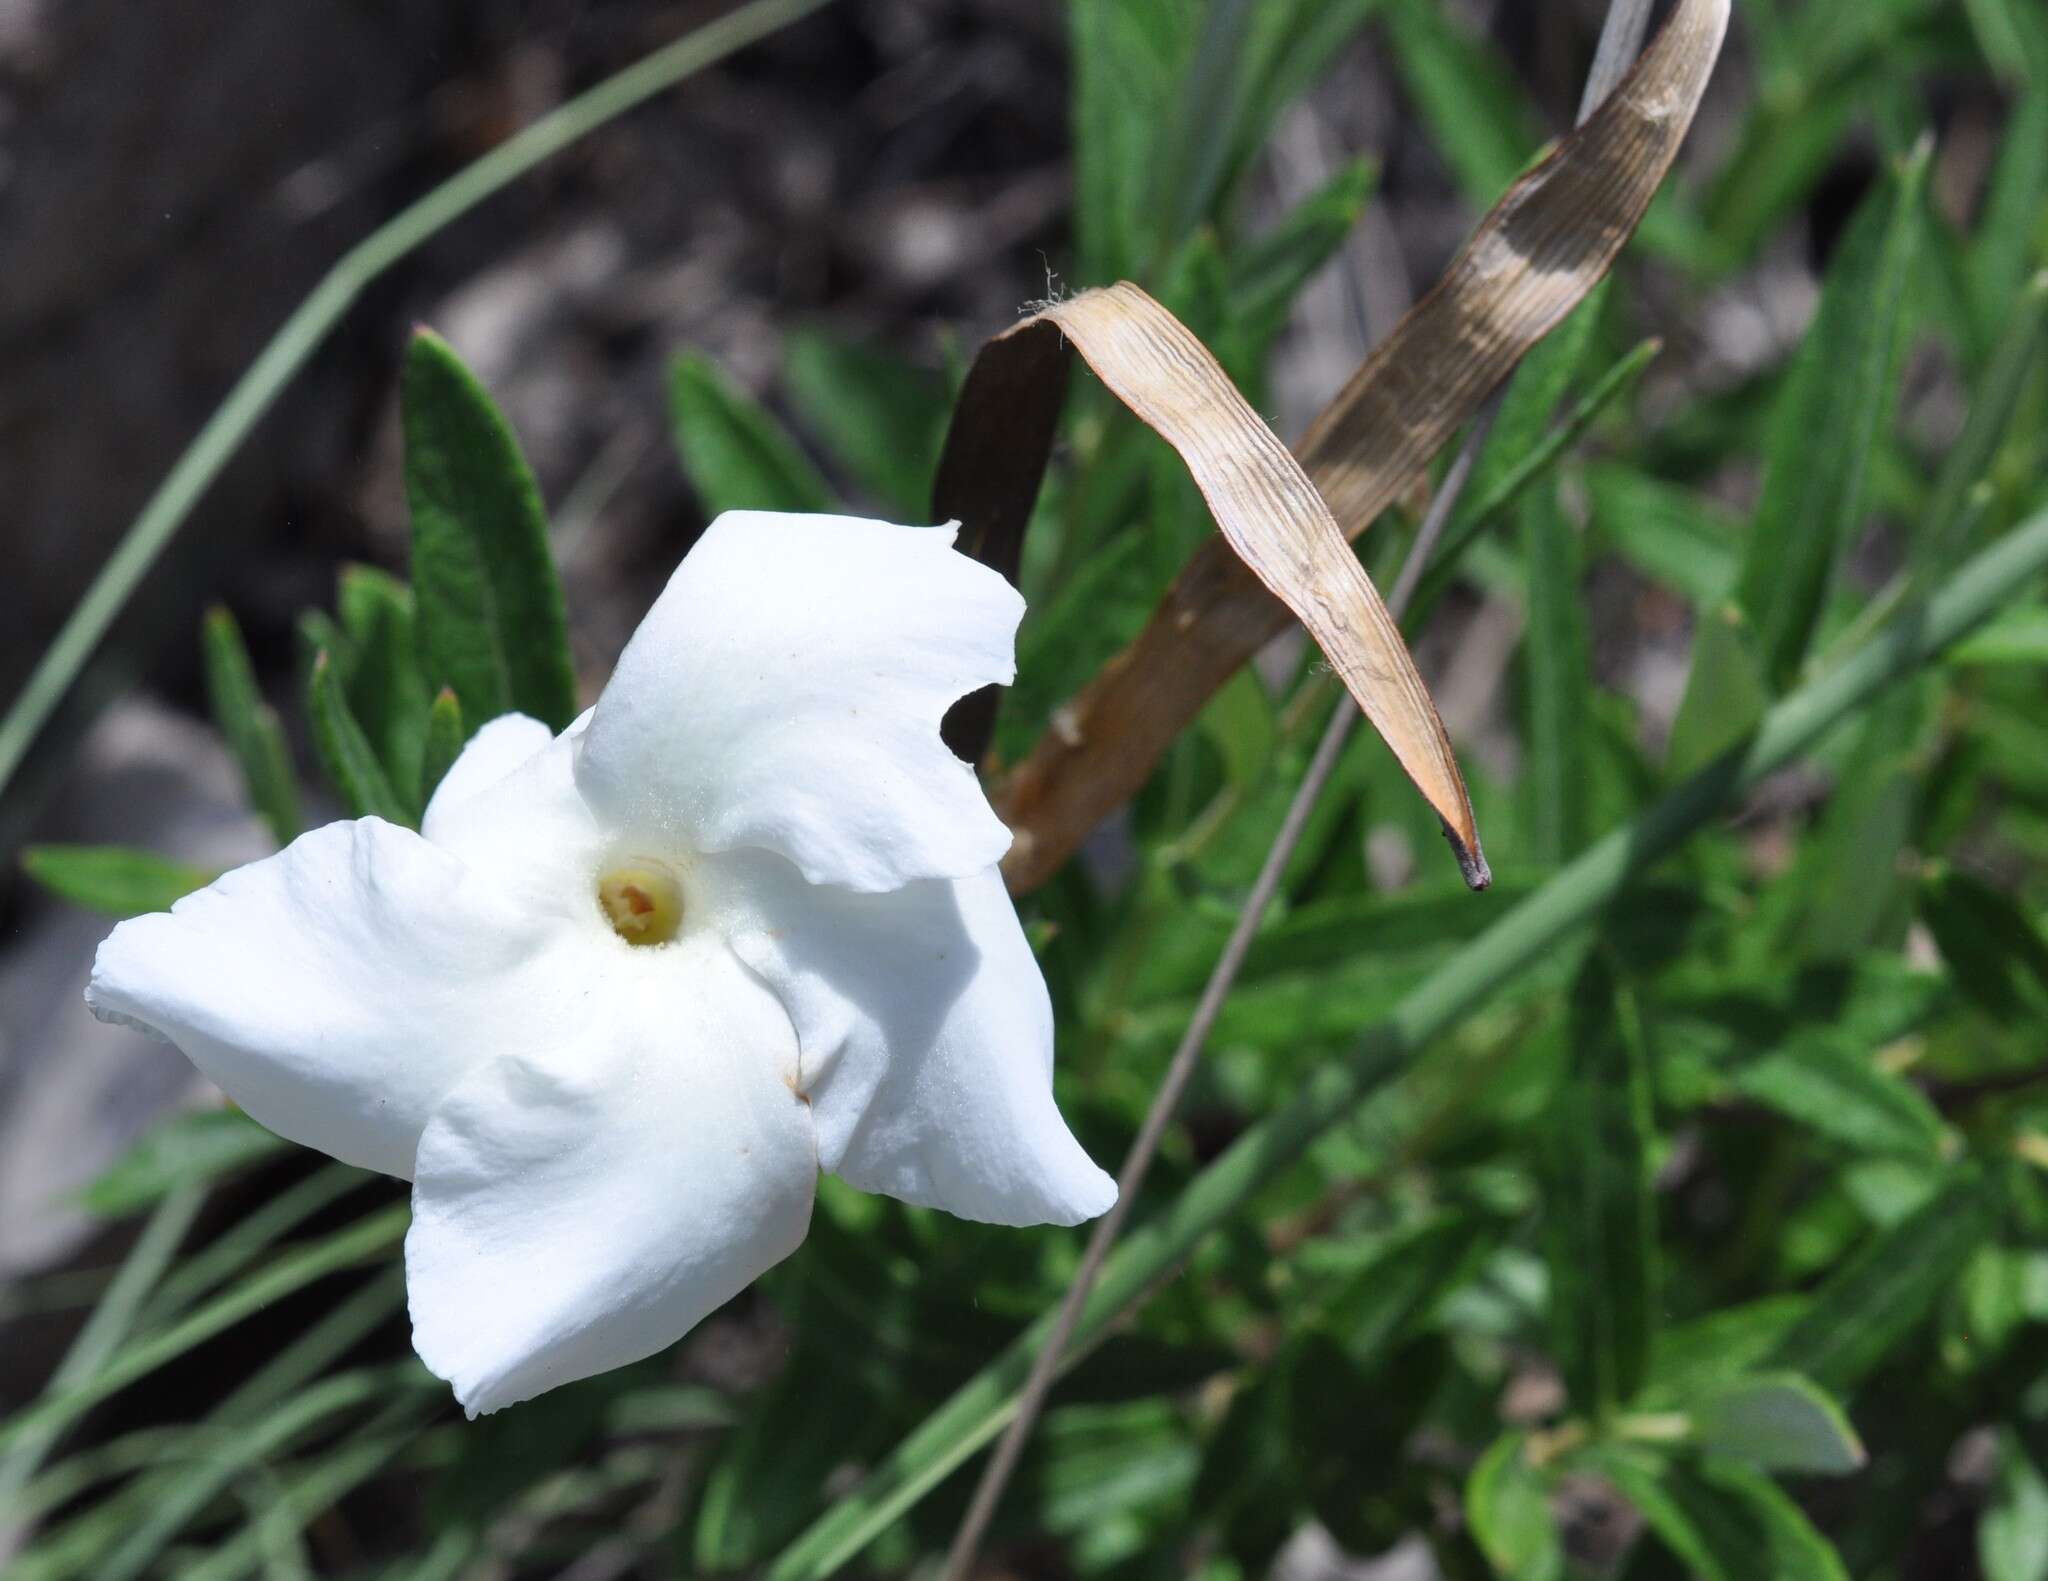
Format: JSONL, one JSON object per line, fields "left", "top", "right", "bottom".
{"left": 1667, "top": 603, "right": 1771, "bottom": 779}
{"left": 1522, "top": 478, "right": 1591, "bottom": 863}
{"left": 667, "top": 352, "right": 835, "bottom": 518}
{"left": 1768, "top": 1175, "right": 1996, "bottom": 1394}
{"left": 1949, "top": 602, "right": 2048, "bottom": 666}
{"left": 1788, "top": 678, "right": 1926, "bottom": 960}
{"left": 781, "top": 330, "right": 947, "bottom": 518}
{"left": 1920, "top": 866, "right": 2048, "bottom": 1021}
{"left": 404, "top": 327, "right": 577, "bottom": 732}
{"left": 1381, "top": 0, "right": 1539, "bottom": 203}
{"left": 200, "top": 606, "right": 302, "bottom": 846}
{"left": 1469, "top": 286, "right": 1609, "bottom": 528}
{"left": 1225, "top": 157, "right": 1376, "bottom": 350}
{"left": 1688, "top": 1372, "right": 1868, "bottom": 1475}
{"left": 1070, "top": 0, "right": 1194, "bottom": 281}
{"left": 1729, "top": 1038, "right": 1948, "bottom": 1160}
{"left": 78, "top": 1109, "right": 287, "bottom": 1216}
{"left": 1929, "top": 271, "right": 2048, "bottom": 566}
{"left": 1234, "top": 0, "right": 1388, "bottom": 169}
{"left": 1965, "top": 0, "right": 2048, "bottom": 84}
{"left": 1196, "top": 668, "right": 1276, "bottom": 801}
{"left": 1586, "top": 462, "right": 1742, "bottom": 607}
{"left": 1467, "top": 1432, "right": 1563, "bottom": 1581}
{"left": 19, "top": 845, "right": 211, "bottom": 918}
{"left": 0, "top": 1205, "right": 408, "bottom": 1455}
{"left": 1544, "top": 955, "right": 1657, "bottom": 1417}
{"left": 1983, "top": 1428, "right": 2048, "bottom": 1581}
{"left": 1735, "top": 140, "right": 1929, "bottom": 689}
{"left": 1602, "top": 1451, "right": 1851, "bottom": 1581}
{"left": 1410, "top": 335, "right": 1661, "bottom": 624}
{"left": 1972, "top": 98, "right": 2048, "bottom": 337}
{"left": 1648, "top": 1297, "right": 1814, "bottom": 1400}
{"left": 418, "top": 686, "right": 466, "bottom": 809}
{"left": 336, "top": 563, "right": 431, "bottom": 795}
{"left": 307, "top": 650, "right": 411, "bottom": 824}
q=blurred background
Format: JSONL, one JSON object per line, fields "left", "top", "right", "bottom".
{"left": 5, "top": 1, "right": 2046, "bottom": 1577}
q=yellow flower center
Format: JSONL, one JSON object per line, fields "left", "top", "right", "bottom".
{"left": 597, "top": 862, "right": 683, "bottom": 946}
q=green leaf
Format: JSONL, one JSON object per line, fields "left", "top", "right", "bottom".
{"left": 1224, "top": 157, "right": 1376, "bottom": 360}
{"left": 1950, "top": 602, "right": 2048, "bottom": 666}
{"left": 1688, "top": 1373, "right": 1867, "bottom": 1475}
{"left": 19, "top": 845, "right": 211, "bottom": 918}
{"left": 1381, "top": 0, "right": 1539, "bottom": 203}
{"left": 1586, "top": 462, "right": 1742, "bottom": 608}
{"left": 1070, "top": 0, "right": 1196, "bottom": 281}
{"left": 667, "top": 352, "right": 835, "bottom": 518}
{"left": 307, "top": 649, "right": 411, "bottom": 824}
{"left": 1467, "top": 1433, "right": 1563, "bottom": 1581}
{"left": 1411, "top": 335, "right": 1661, "bottom": 623}
{"left": 336, "top": 563, "right": 431, "bottom": 795}
{"left": 1920, "top": 866, "right": 2048, "bottom": 1022}
{"left": 78, "top": 1110, "right": 288, "bottom": 1215}
{"left": 1729, "top": 1038, "right": 1948, "bottom": 1161}
{"left": 1767, "top": 1174, "right": 1996, "bottom": 1394}
{"left": 200, "top": 606, "right": 302, "bottom": 846}
{"left": 1965, "top": 0, "right": 2048, "bottom": 84}
{"left": 1522, "top": 478, "right": 1591, "bottom": 863}
{"left": 1468, "top": 287, "right": 1608, "bottom": 532}
{"left": 1601, "top": 1451, "right": 1850, "bottom": 1581}
{"left": 1666, "top": 603, "right": 1771, "bottom": 779}
{"left": 1544, "top": 955, "right": 1657, "bottom": 1417}
{"left": 781, "top": 330, "right": 947, "bottom": 517}
{"left": 1971, "top": 98, "right": 2048, "bottom": 338}
{"left": 404, "top": 327, "right": 578, "bottom": 733}
{"left": 418, "top": 686, "right": 465, "bottom": 809}
{"left": 1983, "top": 1428, "right": 2048, "bottom": 1581}
{"left": 1317, "top": 1213, "right": 1487, "bottom": 1365}
{"left": 1787, "top": 679, "right": 1927, "bottom": 960}
{"left": 1648, "top": 1298, "right": 1814, "bottom": 1400}
{"left": 1925, "top": 271, "right": 2048, "bottom": 565}
{"left": 1233, "top": 0, "right": 1387, "bottom": 171}
{"left": 1735, "top": 140, "right": 1928, "bottom": 689}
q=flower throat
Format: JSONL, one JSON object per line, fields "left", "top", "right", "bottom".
{"left": 597, "top": 863, "right": 683, "bottom": 946}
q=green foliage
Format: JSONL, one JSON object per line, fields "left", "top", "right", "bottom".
{"left": 404, "top": 327, "right": 578, "bottom": 734}
{"left": 307, "top": 650, "right": 412, "bottom": 825}
{"left": 667, "top": 352, "right": 836, "bottom": 516}
{"left": 200, "top": 605, "right": 302, "bottom": 845}
{"left": 17, "top": 5, "right": 2048, "bottom": 1580}
{"left": 19, "top": 844, "right": 211, "bottom": 917}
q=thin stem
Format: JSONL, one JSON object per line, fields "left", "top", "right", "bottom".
{"left": 0, "top": 0, "right": 833, "bottom": 798}
{"left": 939, "top": 7, "right": 1671, "bottom": 1574}
{"left": 0, "top": 1186, "right": 203, "bottom": 1539}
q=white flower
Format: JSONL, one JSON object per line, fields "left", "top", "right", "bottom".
{"left": 87, "top": 511, "right": 1115, "bottom": 1416}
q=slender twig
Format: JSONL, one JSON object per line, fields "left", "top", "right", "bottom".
{"left": 940, "top": 9, "right": 1664, "bottom": 1576}
{"left": 0, "top": 0, "right": 833, "bottom": 797}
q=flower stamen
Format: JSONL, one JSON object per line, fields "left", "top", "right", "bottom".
{"left": 597, "top": 863, "right": 683, "bottom": 946}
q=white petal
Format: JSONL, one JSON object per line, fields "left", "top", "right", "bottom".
{"left": 705, "top": 852, "right": 1115, "bottom": 1227}
{"left": 419, "top": 721, "right": 608, "bottom": 926}
{"left": 86, "top": 818, "right": 558, "bottom": 1180}
{"left": 421, "top": 712, "right": 556, "bottom": 843}
{"left": 406, "top": 936, "right": 815, "bottom": 1416}
{"left": 576, "top": 511, "right": 1021, "bottom": 893}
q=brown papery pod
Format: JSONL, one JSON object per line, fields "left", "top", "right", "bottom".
{"left": 946, "top": 0, "right": 1729, "bottom": 894}
{"left": 938, "top": 284, "right": 1486, "bottom": 889}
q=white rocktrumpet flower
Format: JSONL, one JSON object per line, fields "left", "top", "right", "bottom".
{"left": 87, "top": 511, "right": 1115, "bottom": 1417}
